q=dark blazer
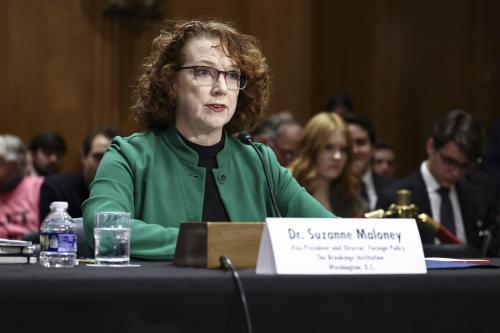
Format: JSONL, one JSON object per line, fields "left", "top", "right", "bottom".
{"left": 372, "top": 172, "right": 396, "bottom": 199}
{"left": 39, "top": 171, "right": 89, "bottom": 222}
{"left": 376, "top": 169, "right": 498, "bottom": 251}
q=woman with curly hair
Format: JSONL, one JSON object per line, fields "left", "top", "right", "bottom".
{"left": 289, "top": 112, "right": 367, "bottom": 217}
{"left": 83, "top": 19, "right": 334, "bottom": 260}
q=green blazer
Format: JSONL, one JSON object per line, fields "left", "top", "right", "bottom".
{"left": 83, "top": 126, "right": 335, "bottom": 260}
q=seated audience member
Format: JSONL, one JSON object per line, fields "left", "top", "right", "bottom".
{"left": 273, "top": 117, "right": 303, "bottom": 167}
{"left": 251, "top": 116, "right": 277, "bottom": 147}
{"left": 252, "top": 112, "right": 302, "bottom": 166}
{"left": 39, "top": 127, "right": 119, "bottom": 221}
{"left": 0, "top": 135, "right": 44, "bottom": 239}
{"left": 481, "top": 119, "right": 500, "bottom": 224}
{"left": 465, "top": 166, "right": 499, "bottom": 227}
{"left": 82, "top": 19, "right": 334, "bottom": 261}
{"left": 377, "top": 110, "right": 498, "bottom": 253}
{"left": 342, "top": 111, "right": 394, "bottom": 209}
{"left": 26, "top": 132, "right": 67, "bottom": 176}
{"left": 326, "top": 93, "right": 353, "bottom": 116}
{"left": 373, "top": 142, "right": 397, "bottom": 178}
{"left": 483, "top": 119, "right": 500, "bottom": 193}
{"left": 290, "top": 112, "right": 367, "bottom": 217}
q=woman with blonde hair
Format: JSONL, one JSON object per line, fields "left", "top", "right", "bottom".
{"left": 289, "top": 112, "right": 367, "bottom": 217}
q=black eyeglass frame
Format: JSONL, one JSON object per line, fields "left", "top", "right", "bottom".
{"left": 437, "top": 150, "right": 474, "bottom": 171}
{"left": 176, "top": 65, "right": 248, "bottom": 90}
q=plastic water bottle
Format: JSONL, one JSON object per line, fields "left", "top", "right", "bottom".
{"left": 39, "top": 201, "right": 77, "bottom": 268}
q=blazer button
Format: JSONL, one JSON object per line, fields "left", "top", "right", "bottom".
{"left": 217, "top": 173, "right": 227, "bottom": 184}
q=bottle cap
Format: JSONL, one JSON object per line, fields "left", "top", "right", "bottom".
{"left": 50, "top": 201, "right": 69, "bottom": 210}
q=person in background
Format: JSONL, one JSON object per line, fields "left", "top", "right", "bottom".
{"left": 341, "top": 111, "right": 394, "bottom": 210}
{"left": 83, "top": 19, "right": 334, "bottom": 261}
{"left": 326, "top": 93, "right": 353, "bottom": 116}
{"left": 273, "top": 117, "right": 303, "bottom": 167}
{"left": 251, "top": 115, "right": 277, "bottom": 147}
{"left": 26, "top": 132, "right": 67, "bottom": 176}
{"left": 289, "top": 112, "right": 367, "bottom": 217}
{"left": 479, "top": 119, "right": 500, "bottom": 225}
{"left": 373, "top": 142, "right": 397, "bottom": 178}
{"left": 252, "top": 111, "right": 303, "bottom": 166}
{"left": 483, "top": 119, "right": 500, "bottom": 195}
{"left": 39, "top": 126, "right": 120, "bottom": 221}
{"left": 0, "top": 134, "right": 44, "bottom": 239}
{"left": 377, "top": 110, "right": 498, "bottom": 254}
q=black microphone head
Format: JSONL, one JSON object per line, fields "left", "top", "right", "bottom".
{"left": 238, "top": 132, "right": 253, "bottom": 144}
{"left": 219, "top": 255, "right": 234, "bottom": 270}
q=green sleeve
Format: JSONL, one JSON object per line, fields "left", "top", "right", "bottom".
{"left": 82, "top": 141, "right": 179, "bottom": 261}
{"left": 259, "top": 145, "right": 336, "bottom": 218}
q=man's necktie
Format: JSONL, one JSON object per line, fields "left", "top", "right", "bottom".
{"left": 437, "top": 187, "right": 456, "bottom": 234}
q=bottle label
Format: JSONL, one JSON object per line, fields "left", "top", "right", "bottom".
{"left": 40, "top": 233, "right": 77, "bottom": 253}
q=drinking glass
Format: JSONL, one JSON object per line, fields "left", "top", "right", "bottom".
{"left": 94, "top": 212, "right": 131, "bottom": 265}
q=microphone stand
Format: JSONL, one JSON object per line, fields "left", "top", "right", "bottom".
{"left": 238, "top": 132, "right": 282, "bottom": 218}
{"left": 365, "top": 189, "right": 463, "bottom": 244}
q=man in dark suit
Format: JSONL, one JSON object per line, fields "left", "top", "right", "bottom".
{"left": 377, "top": 110, "right": 498, "bottom": 253}
{"left": 39, "top": 127, "right": 120, "bottom": 221}
{"left": 341, "top": 111, "right": 395, "bottom": 210}
{"left": 26, "top": 132, "right": 67, "bottom": 177}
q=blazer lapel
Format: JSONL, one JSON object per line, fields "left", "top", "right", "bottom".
{"left": 456, "top": 182, "right": 480, "bottom": 246}
{"left": 412, "top": 171, "right": 432, "bottom": 216}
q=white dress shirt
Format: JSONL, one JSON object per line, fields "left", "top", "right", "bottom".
{"left": 420, "top": 161, "right": 466, "bottom": 242}
{"left": 362, "top": 170, "right": 377, "bottom": 210}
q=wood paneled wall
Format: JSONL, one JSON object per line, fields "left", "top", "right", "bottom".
{"left": 312, "top": 0, "right": 500, "bottom": 176}
{"left": 1, "top": 0, "right": 498, "bottom": 176}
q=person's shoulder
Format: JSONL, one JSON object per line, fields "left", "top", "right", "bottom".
{"left": 253, "top": 141, "right": 274, "bottom": 154}
{"left": 228, "top": 136, "right": 277, "bottom": 160}
{"left": 376, "top": 169, "right": 426, "bottom": 209}
{"left": 112, "top": 131, "right": 151, "bottom": 146}
{"left": 23, "top": 175, "right": 44, "bottom": 187}
{"left": 385, "top": 170, "right": 422, "bottom": 192}
{"left": 17, "top": 176, "right": 44, "bottom": 198}
{"left": 44, "top": 171, "right": 81, "bottom": 182}
{"left": 462, "top": 169, "right": 498, "bottom": 202}
{"left": 465, "top": 168, "right": 498, "bottom": 191}
{"left": 43, "top": 171, "right": 82, "bottom": 187}
{"left": 226, "top": 135, "right": 268, "bottom": 152}
{"left": 372, "top": 172, "right": 397, "bottom": 189}
{"left": 109, "top": 131, "right": 163, "bottom": 155}
{"left": 225, "top": 136, "right": 281, "bottom": 171}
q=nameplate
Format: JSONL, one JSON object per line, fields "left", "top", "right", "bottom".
{"left": 256, "top": 218, "right": 427, "bottom": 275}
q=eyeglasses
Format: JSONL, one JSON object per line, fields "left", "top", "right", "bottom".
{"left": 177, "top": 65, "right": 247, "bottom": 90}
{"left": 437, "top": 150, "right": 471, "bottom": 171}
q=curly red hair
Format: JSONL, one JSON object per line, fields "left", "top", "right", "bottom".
{"left": 132, "top": 19, "right": 270, "bottom": 133}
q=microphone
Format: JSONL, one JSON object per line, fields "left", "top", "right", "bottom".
{"left": 238, "top": 132, "right": 282, "bottom": 218}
